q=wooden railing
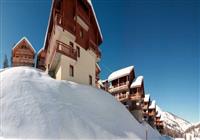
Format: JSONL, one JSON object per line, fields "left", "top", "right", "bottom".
{"left": 13, "top": 57, "right": 34, "bottom": 64}
{"left": 115, "top": 93, "right": 129, "bottom": 101}
{"left": 56, "top": 40, "right": 77, "bottom": 60}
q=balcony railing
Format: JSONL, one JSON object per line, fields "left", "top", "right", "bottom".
{"left": 13, "top": 57, "right": 34, "bottom": 64}
{"left": 109, "top": 81, "right": 129, "bottom": 93}
{"left": 115, "top": 93, "right": 129, "bottom": 101}
{"left": 56, "top": 41, "right": 77, "bottom": 60}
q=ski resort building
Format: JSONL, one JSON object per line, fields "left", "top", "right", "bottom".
{"left": 107, "top": 66, "right": 135, "bottom": 108}
{"left": 40, "top": 0, "right": 102, "bottom": 86}
{"left": 142, "top": 94, "right": 151, "bottom": 120}
{"left": 12, "top": 37, "right": 35, "bottom": 67}
{"left": 36, "top": 48, "right": 46, "bottom": 71}
{"left": 155, "top": 113, "right": 164, "bottom": 133}
{"left": 148, "top": 100, "right": 157, "bottom": 128}
{"left": 129, "top": 76, "right": 145, "bottom": 123}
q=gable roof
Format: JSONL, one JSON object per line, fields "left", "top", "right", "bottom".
{"left": 43, "top": 0, "right": 103, "bottom": 50}
{"left": 130, "top": 76, "right": 144, "bottom": 88}
{"left": 108, "top": 66, "right": 134, "bottom": 82}
{"left": 12, "top": 37, "right": 36, "bottom": 53}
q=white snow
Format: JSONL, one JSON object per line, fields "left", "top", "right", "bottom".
{"left": 144, "top": 94, "right": 150, "bottom": 102}
{"left": 0, "top": 67, "right": 172, "bottom": 140}
{"left": 149, "top": 100, "right": 156, "bottom": 109}
{"left": 131, "top": 75, "right": 144, "bottom": 88}
{"left": 108, "top": 66, "right": 134, "bottom": 82}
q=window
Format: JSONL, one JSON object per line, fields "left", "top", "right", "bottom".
{"left": 69, "top": 65, "right": 74, "bottom": 77}
{"left": 77, "top": 46, "right": 80, "bottom": 57}
{"left": 89, "top": 75, "right": 92, "bottom": 85}
{"left": 69, "top": 42, "right": 74, "bottom": 47}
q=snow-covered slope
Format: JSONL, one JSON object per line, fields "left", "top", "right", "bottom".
{"left": 162, "top": 112, "right": 192, "bottom": 132}
{"left": 0, "top": 67, "right": 171, "bottom": 140}
{"left": 156, "top": 106, "right": 192, "bottom": 138}
{"left": 184, "top": 122, "right": 200, "bottom": 139}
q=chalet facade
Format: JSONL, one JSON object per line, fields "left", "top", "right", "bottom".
{"left": 107, "top": 66, "right": 135, "bottom": 109}
{"left": 12, "top": 37, "right": 35, "bottom": 67}
{"left": 142, "top": 94, "right": 150, "bottom": 120}
{"left": 36, "top": 48, "right": 46, "bottom": 71}
{"left": 129, "top": 76, "right": 145, "bottom": 122}
{"left": 155, "top": 106, "right": 164, "bottom": 133}
{"left": 148, "top": 100, "right": 157, "bottom": 128}
{"left": 38, "top": 0, "right": 102, "bottom": 86}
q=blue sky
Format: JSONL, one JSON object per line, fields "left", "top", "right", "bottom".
{"left": 0, "top": 0, "right": 199, "bottom": 123}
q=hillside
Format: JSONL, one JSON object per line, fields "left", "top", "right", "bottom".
{"left": 184, "top": 122, "right": 200, "bottom": 139}
{"left": 0, "top": 67, "right": 172, "bottom": 140}
{"left": 161, "top": 111, "right": 192, "bottom": 138}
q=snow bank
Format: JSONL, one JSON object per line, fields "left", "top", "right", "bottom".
{"left": 108, "top": 66, "right": 134, "bottom": 82}
{"left": 0, "top": 67, "right": 171, "bottom": 140}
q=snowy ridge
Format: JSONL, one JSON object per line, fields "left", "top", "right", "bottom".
{"left": 0, "top": 67, "right": 171, "bottom": 140}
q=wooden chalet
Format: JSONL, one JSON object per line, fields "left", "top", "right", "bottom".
{"left": 155, "top": 106, "right": 164, "bottom": 133}
{"left": 142, "top": 94, "right": 150, "bottom": 120}
{"left": 148, "top": 100, "right": 157, "bottom": 128}
{"left": 36, "top": 48, "right": 46, "bottom": 71}
{"left": 12, "top": 37, "right": 35, "bottom": 67}
{"left": 107, "top": 66, "right": 135, "bottom": 108}
{"left": 129, "top": 76, "right": 145, "bottom": 122}
{"left": 41, "top": 0, "right": 103, "bottom": 86}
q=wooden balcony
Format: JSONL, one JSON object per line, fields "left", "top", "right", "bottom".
{"left": 13, "top": 57, "right": 34, "bottom": 64}
{"left": 48, "top": 40, "right": 77, "bottom": 71}
{"left": 56, "top": 41, "right": 77, "bottom": 60}
{"left": 114, "top": 93, "right": 129, "bottom": 102}
{"left": 109, "top": 81, "right": 129, "bottom": 93}
{"left": 15, "top": 50, "right": 33, "bottom": 56}
{"left": 129, "top": 93, "right": 143, "bottom": 101}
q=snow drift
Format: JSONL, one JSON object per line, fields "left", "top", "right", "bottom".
{"left": 0, "top": 67, "right": 171, "bottom": 139}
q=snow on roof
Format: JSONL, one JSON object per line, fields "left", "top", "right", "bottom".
{"left": 130, "top": 76, "right": 144, "bottom": 88}
{"left": 108, "top": 66, "right": 134, "bottom": 82}
{"left": 87, "top": 0, "right": 103, "bottom": 40}
{"left": 149, "top": 100, "right": 156, "bottom": 109}
{"left": 156, "top": 113, "right": 161, "bottom": 118}
{"left": 12, "top": 37, "right": 36, "bottom": 53}
{"left": 144, "top": 94, "right": 150, "bottom": 102}
{"left": 37, "top": 47, "right": 44, "bottom": 55}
